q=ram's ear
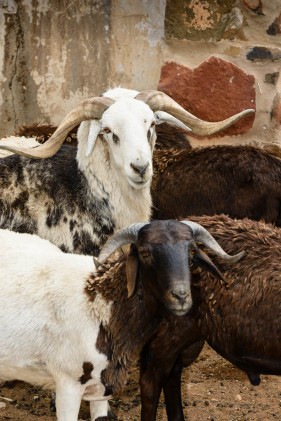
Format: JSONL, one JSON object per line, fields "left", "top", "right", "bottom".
{"left": 154, "top": 111, "right": 192, "bottom": 132}
{"left": 126, "top": 245, "right": 139, "bottom": 298}
{"left": 192, "top": 245, "right": 226, "bottom": 282}
{"left": 86, "top": 120, "right": 102, "bottom": 157}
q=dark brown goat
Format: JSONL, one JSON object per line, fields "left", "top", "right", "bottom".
{"left": 152, "top": 145, "right": 281, "bottom": 225}
{"left": 139, "top": 214, "right": 281, "bottom": 421}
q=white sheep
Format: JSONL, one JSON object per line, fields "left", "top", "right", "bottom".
{"left": 0, "top": 88, "right": 254, "bottom": 255}
{"left": 0, "top": 219, "right": 243, "bottom": 421}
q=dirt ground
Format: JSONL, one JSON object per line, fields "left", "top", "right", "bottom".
{"left": 0, "top": 344, "right": 280, "bottom": 421}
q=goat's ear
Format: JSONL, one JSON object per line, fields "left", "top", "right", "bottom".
{"left": 126, "top": 245, "right": 139, "bottom": 298}
{"left": 86, "top": 120, "right": 102, "bottom": 157}
{"left": 192, "top": 245, "right": 225, "bottom": 282}
{"left": 154, "top": 111, "right": 192, "bottom": 132}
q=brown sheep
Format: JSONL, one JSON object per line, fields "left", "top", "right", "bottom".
{"left": 152, "top": 145, "right": 281, "bottom": 225}
{"left": 139, "top": 214, "right": 281, "bottom": 421}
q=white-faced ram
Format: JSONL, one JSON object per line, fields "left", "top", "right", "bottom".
{"left": 0, "top": 88, "right": 253, "bottom": 255}
{"left": 0, "top": 219, "right": 243, "bottom": 421}
{"left": 138, "top": 214, "right": 281, "bottom": 421}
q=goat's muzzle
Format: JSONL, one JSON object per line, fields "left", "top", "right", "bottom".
{"left": 127, "top": 162, "right": 152, "bottom": 189}
{"left": 165, "top": 285, "right": 192, "bottom": 316}
{"left": 130, "top": 162, "right": 149, "bottom": 177}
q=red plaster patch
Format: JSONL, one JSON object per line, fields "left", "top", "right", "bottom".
{"left": 158, "top": 57, "right": 256, "bottom": 138}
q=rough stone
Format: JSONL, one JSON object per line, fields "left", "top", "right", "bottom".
{"left": 246, "top": 47, "right": 272, "bottom": 61}
{"left": 271, "top": 93, "right": 281, "bottom": 126}
{"left": 222, "top": 7, "right": 246, "bottom": 41}
{"left": 164, "top": 0, "right": 243, "bottom": 42}
{"left": 264, "top": 72, "right": 279, "bottom": 86}
{"left": 158, "top": 58, "right": 255, "bottom": 138}
{"left": 267, "top": 13, "right": 281, "bottom": 36}
{"left": 241, "top": 0, "right": 264, "bottom": 15}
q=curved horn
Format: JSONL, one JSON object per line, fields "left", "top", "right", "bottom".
{"left": 136, "top": 90, "right": 255, "bottom": 137}
{"left": 0, "top": 97, "right": 114, "bottom": 159}
{"left": 97, "top": 222, "right": 149, "bottom": 265}
{"left": 180, "top": 220, "right": 245, "bottom": 263}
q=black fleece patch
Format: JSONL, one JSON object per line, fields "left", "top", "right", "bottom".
{"left": 79, "top": 361, "right": 94, "bottom": 384}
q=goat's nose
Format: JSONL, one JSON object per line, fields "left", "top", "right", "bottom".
{"left": 130, "top": 162, "right": 149, "bottom": 176}
{"left": 171, "top": 290, "right": 189, "bottom": 304}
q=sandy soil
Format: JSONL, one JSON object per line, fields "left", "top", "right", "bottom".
{"left": 0, "top": 344, "right": 280, "bottom": 421}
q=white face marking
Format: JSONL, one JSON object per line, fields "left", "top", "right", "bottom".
{"left": 100, "top": 98, "right": 155, "bottom": 189}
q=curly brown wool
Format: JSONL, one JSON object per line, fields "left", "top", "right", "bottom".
{"left": 139, "top": 214, "right": 281, "bottom": 421}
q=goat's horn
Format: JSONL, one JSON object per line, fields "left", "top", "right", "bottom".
{"left": 0, "top": 97, "right": 114, "bottom": 159}
{"left": 96, "top": 223, "right": 149, "bottom": 265}
{"left": 136, "top": 90, "right": 255, "bottom": 137}
{"left": 180, "top": 220, "right": 245, "bottom": 263}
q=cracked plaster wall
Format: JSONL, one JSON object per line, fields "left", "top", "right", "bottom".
{"left": 0, "top": 0, "right": 166, "bottom": 137}
{"left": 0, "top": 0, "right": 112, "bottom": 136}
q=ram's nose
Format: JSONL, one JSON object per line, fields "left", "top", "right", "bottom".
{"left": 167, "top": 285, "right": 192, "bottom": 316}
{"left": 130, "top": 162, "right": 149, "bottom": 177}
{"left": 171, "top": 289, "right": 190, "bottom": 305}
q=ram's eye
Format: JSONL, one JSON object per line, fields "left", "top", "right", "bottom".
{"left": 112, "top": 133, "right": 119, "bottom": 144}
{"left": 103, "top": 127, "right": 111, "bottom": 134}
{"left": 139, "top": 249, "right": 150, "bottom": 259}
{"left": 150, "top": 121, "right": 155, "bottom": 128}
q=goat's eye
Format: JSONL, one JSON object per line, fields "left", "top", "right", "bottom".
{"left": 150, "top": 122, "right": 155, "bottom": 128}
{"left": 104, "top": 127, "right": 111, "bottom": 134}
{"left": 112, "top": 133, "right": 119, "bottom": 145}
{"left": 140, "top": 250, "right": 150, "bottom": 259}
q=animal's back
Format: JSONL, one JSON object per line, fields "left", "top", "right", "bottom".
{"left": 189, "top": 214, "right": 281, "bottom": 374}
{"left": 0, "top": 146, "right": 114, "bottom": 254}
{"left": 0, "top": 237, "right": 96, "bottom": 385}
{"left": 152, "top": 146, "right": 281, "bottom": 225}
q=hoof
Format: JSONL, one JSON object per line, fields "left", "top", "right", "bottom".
{"left": 247, "top": 372, "right": 261, "bottom": 386}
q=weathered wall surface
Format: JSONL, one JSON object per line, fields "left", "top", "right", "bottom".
{"left": 0, "top": 0, "right": 111, "bottom": 136}
{"left": 161, "top": 0, "right": 281, "bottom": 149}
{"left": 0, "top": 0, "right": 166, "bottom": 137}
{"left": 0, "top": 0, "right": 280, "bottom": 151}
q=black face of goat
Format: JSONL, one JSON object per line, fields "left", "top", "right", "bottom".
{"left": 125, "top": 220, "right": 226, "bottom": 317}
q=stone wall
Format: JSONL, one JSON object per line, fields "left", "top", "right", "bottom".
{"left": 0, "top": 0, "right": 280, "bottom": 150}
{"left": 160, "top": 0, "right": 281, "bottom": 149}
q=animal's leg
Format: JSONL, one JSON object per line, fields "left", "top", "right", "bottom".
{"left": 163, "top": 340, "right": 204, "bottom": 421}
{"left": 90, "top": 400, "right": 111, "bottom": 420}
{"left": 140, "top": 319, "right": 202, "bottom": 421}
{"left": 139, "top": 353, "right": 163, "bottom": 421}
{"left": 55, "top": 378, "right": 83, "bottom": 421}
{"left": 163, "top": 357, "right": 184, "bottom": 421}
{"left": 140, "top": 343, "right": 180, "bottom": 421}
